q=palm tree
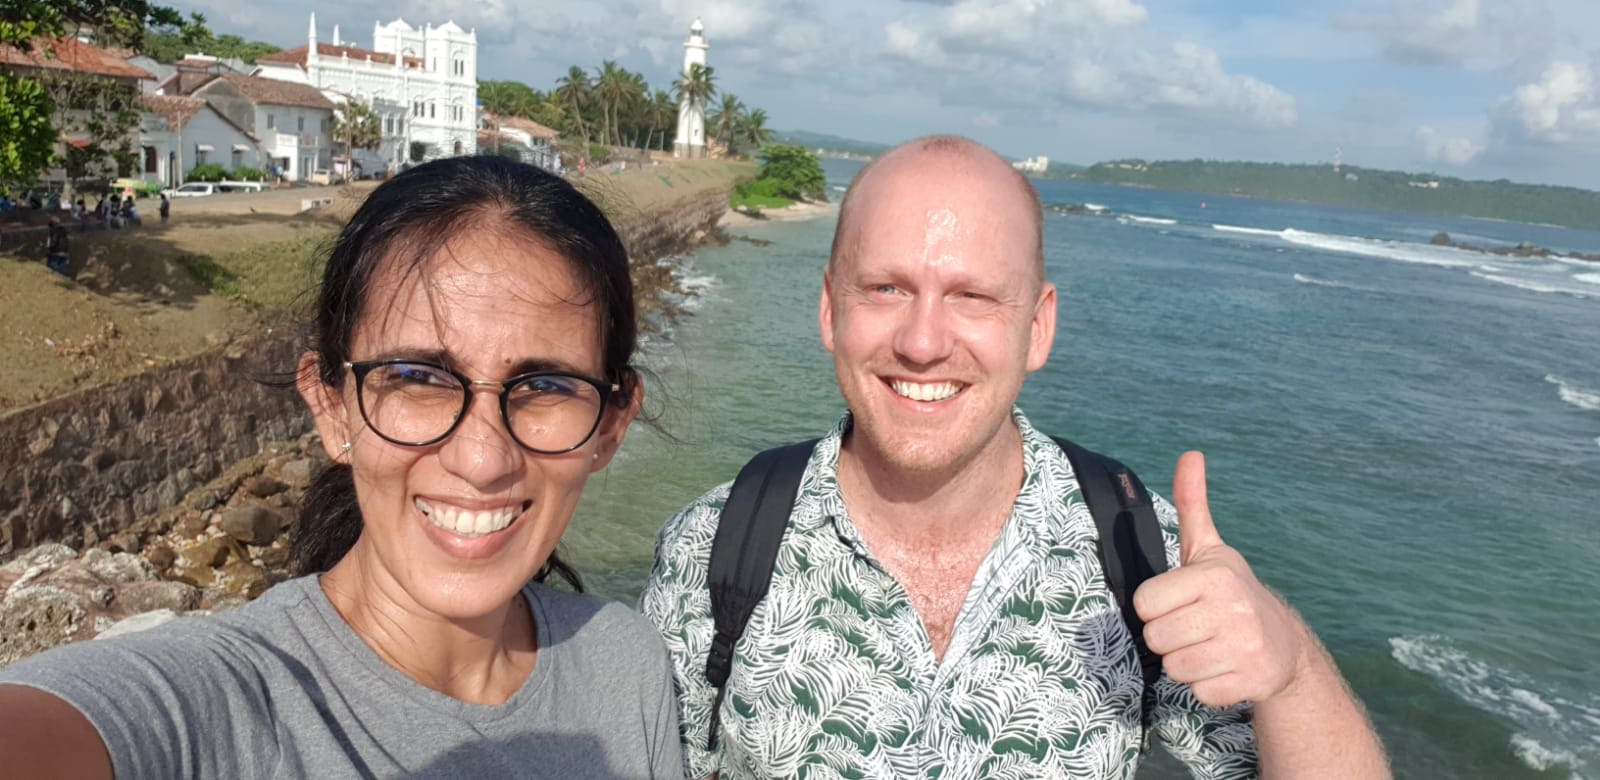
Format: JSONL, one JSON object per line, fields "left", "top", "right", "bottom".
{"left": 595, "top": 60, "right": 634, "bottom": 147}
{"left": 332, "top": 100, "right": 381, "bottom": 175}
{"left": 672, "top": 63, "right": 716, "bottom": 153}
{"left": 647, "top": 89, "right": 675, "bottom": 151}
{"left": 708, "top": 93, "right": 744, "bottom": 156}
{"left": 554, "top": 66, "right": 592, "bottom": 147}
{"left": 738, "top": 108, "right": 772, "bottom": 153}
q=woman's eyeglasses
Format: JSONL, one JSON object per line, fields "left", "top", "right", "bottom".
{"left": 344, "top": 359, "right": 619, "bottom": 454}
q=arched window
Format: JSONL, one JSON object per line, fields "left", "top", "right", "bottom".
{"left": 453, "top": 140, "right": 463, "bottom": 156}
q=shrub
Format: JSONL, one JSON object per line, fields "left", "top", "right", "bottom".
{"left": 188, "top": 163, "right": 227, "bottom": 182}
{"left": 229, "top": 166, "right": 264, "bottom": 181}
{"left": 756, "top": 145, "right": 825, "bottom": 201}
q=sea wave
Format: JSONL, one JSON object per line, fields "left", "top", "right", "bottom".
{"left": 1574, "top": 273, "right": 1600, "bottom": 286}
{"left": 1212, "top": 224, "right": 1280, "bottom": 237}
{"left": 1120, "top": 214, "right": 1177, "bottom": 226}
{"left": 1545, "top": 375, "right": 1600, "bottom": 411}
{"left": 1391, "top": 634, "right": 1598, "bottom": 777}
{"left": 1471, "top": 271, "right": 1596, "bottom": 299}
{"left": 1083, "top": 203, "right": 1108, "bottom": 212}
{"left": 1292, "top": 273, "right": 1364, "bottom": 291}
{"left": 1280, "top": 228, "right": 1484, "bottom": 268}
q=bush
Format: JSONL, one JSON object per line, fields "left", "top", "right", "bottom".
{"left": 229, "top": 166, "right": 264, "bottom": 181}
{"left": 587, "top": 143, "right": 610, "bottom": 164}
{"left": 756, "top": 145, "right": 825, "bottom": 201}
{"left": 188, "top": 163, "right": 227, "bottom": 182}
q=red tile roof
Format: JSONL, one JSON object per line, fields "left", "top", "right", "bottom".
{"left": 211, "top": 74, "right": 335, "bottom": 111}
{"left": 494, "top": 115, "right": 560, "bottom": 140}
{"left": 0, "top": 37, "right": 153, "bottom": 80}
{"left": 257, "top": 43, "right": 424, "bottom": 69}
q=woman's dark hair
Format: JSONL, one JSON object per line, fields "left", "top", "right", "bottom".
{"left": 289, "top": 155, "right": 639, "bottom": 591}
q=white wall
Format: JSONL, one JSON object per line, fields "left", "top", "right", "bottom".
{"left": 177, "top": 109, "right": 264, "bottom": 180}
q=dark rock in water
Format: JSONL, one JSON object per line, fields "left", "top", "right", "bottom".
{"left": 1431, "top": 231, "right": 1451, "bottom": 245}
{"left": 220, "top": 506, "right": 283, "bottom": 546}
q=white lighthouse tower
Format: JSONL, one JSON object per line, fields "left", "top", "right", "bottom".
{"left": 673, "top": 18, "right": 709, "bottom": 159}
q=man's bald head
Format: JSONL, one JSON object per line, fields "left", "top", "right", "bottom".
{"left": 829, "top": 135, "right": 1045, "bottom": 284}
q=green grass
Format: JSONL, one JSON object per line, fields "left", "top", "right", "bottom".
{"left": 730, "top": 191, "right": 793, "bottom": 210}
{"left": 177, "top": 231, "right": 331, "bottom": 310}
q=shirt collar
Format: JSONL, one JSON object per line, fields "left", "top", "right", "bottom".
{"left": 796, "top": 408, "right": 1080, "bottom": 541}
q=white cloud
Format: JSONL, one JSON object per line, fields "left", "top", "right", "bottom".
{"left": 1490, "top": 58, "right": 1600, "bottom": 145}
{"left": 1416, "top": 125, "right": 1484, "bottom": 164}
{"left": 881, "top": 0, "right": 1296, "bottom": 128}
{"left": 1337, "top": 0, "right": 1554, "bottom": 72}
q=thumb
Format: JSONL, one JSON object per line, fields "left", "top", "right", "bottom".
{"left": 1174, "top": 450, "right": 1223, "bottom": 564}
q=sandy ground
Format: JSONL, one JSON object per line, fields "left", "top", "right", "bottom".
{"left": 0, "top": 159, "right": 755, "bottom": 416}
{"left": 720, "top": 199, "right": 838, "bottom": 228}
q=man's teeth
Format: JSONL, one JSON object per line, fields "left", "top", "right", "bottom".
{"left": 890, "top": 379, "right": 962, "bottom": 402}
{"left": 414, "top": 498, "right": 520, "bottom": 537}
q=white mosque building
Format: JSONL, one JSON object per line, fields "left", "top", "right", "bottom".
{"left": 253, "top": 14, "right": 478, "bottom": 171}
{"left": 673, "top": 18, "right": 708, "bottom": 159}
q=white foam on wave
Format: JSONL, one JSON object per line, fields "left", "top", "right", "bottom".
{"left": 1545, "top": 375, "right": 1600, "bottom": 411}
{"left": 1471, "top": 271, "right": 1596, "bottom": 299}
{"left": 1293, "top": 273, "right": 1364, "bottom": 291}
{"left": 1083, "top": 203, "right": 1107, "bottom": 212}
{"left": 1212, "top": 223, "right": 1281, "bottom": 237}
{"left": 1122, "top": 214, "right": 1176, "bottom": 226}
{"left": 1391, "top": 635, "right": 1599, "bottom": 777}
{"left": 1281, "top": 228, "right": 1485, "bottom": 268}
{"left": 1575, "top": 273, "right": 1600, "bottom": 286}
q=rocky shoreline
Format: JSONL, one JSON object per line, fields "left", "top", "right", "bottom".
{"left": 1, "top": 431, "right": 325, "bottom": 666}
{"left": 0, "top": 170, "right": 749, "bottom": 666}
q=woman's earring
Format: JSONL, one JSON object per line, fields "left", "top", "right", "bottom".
{"left": 341, "top": 441, "right": 352, "bottom": 457}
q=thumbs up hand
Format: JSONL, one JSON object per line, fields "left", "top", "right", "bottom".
{"left": 1133, "top": 451, "right": 1310, "bottom": 708}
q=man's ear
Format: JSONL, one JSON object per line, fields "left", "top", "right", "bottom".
{"left": 296, "top": 352, "right": 352, "bottom": 461}
{"left": 1026, "top": 282, "right": 1057, "bottom": 372}
{"left": 819, "top": 270, "right": 836, "bottom": 354}
{"left": 590, "top": 372, "right": 643, "bottom": 473}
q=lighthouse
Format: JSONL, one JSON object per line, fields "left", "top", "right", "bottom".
{"left": 673, "top": 18, "right": 709, "bottom": 159}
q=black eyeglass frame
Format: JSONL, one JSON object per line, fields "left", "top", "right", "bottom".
{"left": 343, "top": 358, "right": 621, "bottom": 454}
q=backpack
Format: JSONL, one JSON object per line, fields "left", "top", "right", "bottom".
{"left": 703, "top": 437, "right": 1170, "bottom": 751}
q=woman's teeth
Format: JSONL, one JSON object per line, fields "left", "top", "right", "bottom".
{"left": 890, "top": 379, "right": 963, "bottom": 402}
{"left": 414, "top": 498, "right": 520, "bottom": 537}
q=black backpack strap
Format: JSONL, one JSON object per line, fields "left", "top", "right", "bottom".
{"left": 1053, "top": 437, "right": 1169, "bottom": 728}
{"left": 704, "top": 440, "right": 818, "bottom": 751}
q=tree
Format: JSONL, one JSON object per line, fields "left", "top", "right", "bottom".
{"left": 757, "top": 145, "right": 825, "bottom": 201}
{"left": 0, "top": 0, "right": 185, "bottom": 187}
{"left": 708, "top": 93, "right": 743, "bottom": 156}
{"left": 738, "top": 108, "right": 772, "bottom": 154}
{"left": 332, "top": 100, "right": 381, "bottom": 174}
{"left": 0, "top": 74, "right": 56, "bottom": 188}
{"left": 554, "top": 66, "right": 592, "bottom": 147}
{"left": 671, "top": 63, "right": 715, "bottom": 152}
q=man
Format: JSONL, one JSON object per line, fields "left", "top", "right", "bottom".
{"left": 642, "top": 136, "right": 1388, "bottom": 778}
{"left": 45, "top": 216, "right": 70, "bottom": 276}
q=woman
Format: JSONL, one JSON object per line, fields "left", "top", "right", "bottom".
{"left": 0, "top": 157, "right": 682, "bottom": 777}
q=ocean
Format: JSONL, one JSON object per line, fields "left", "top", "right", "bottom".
{"left": 569, "top": 158, "right": 1600, "bottom": 778}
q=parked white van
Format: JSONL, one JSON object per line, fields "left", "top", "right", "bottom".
{"left": 164, "top": 182, "right": 216, "bottom": 198}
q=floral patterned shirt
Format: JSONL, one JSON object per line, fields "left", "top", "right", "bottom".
{"left": 641, "top": 410, "right": 1258, "bottom": 779}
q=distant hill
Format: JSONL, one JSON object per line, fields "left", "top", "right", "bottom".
{"left": 773, "top": 130, "right": 892, "bottom": 159}
{"left": 1079, "top": 159, "right": 1600, "bottom": 230}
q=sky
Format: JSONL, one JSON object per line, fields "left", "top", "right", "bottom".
{"left": 170, "top": 0, "right": 1600, "bottom": 189}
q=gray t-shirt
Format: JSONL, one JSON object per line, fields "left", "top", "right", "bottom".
{"left": 0, "top": 575, "right": 682, "bottom": 778}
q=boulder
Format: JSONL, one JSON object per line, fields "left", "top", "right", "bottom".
{"left": 97, "top": 609, "right": 181, "bottom": 640}
{"left": 81, "top": 548, "right": 154, "bottom": 584}
{"left": 117, "top": 581, "right": 201, "bottom": 613}
{"left": 279, "top": 458, "right": 316, "bottom": 488}
{"left": 220, "top": 506, "right": 284, "bottom": 546}
{"left": 0, "top": 584, "right": 90, "bottom": 666}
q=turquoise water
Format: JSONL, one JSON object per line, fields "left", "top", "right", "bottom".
{"left": 570, "top": 159, "right": 1600, "bottom": 778}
